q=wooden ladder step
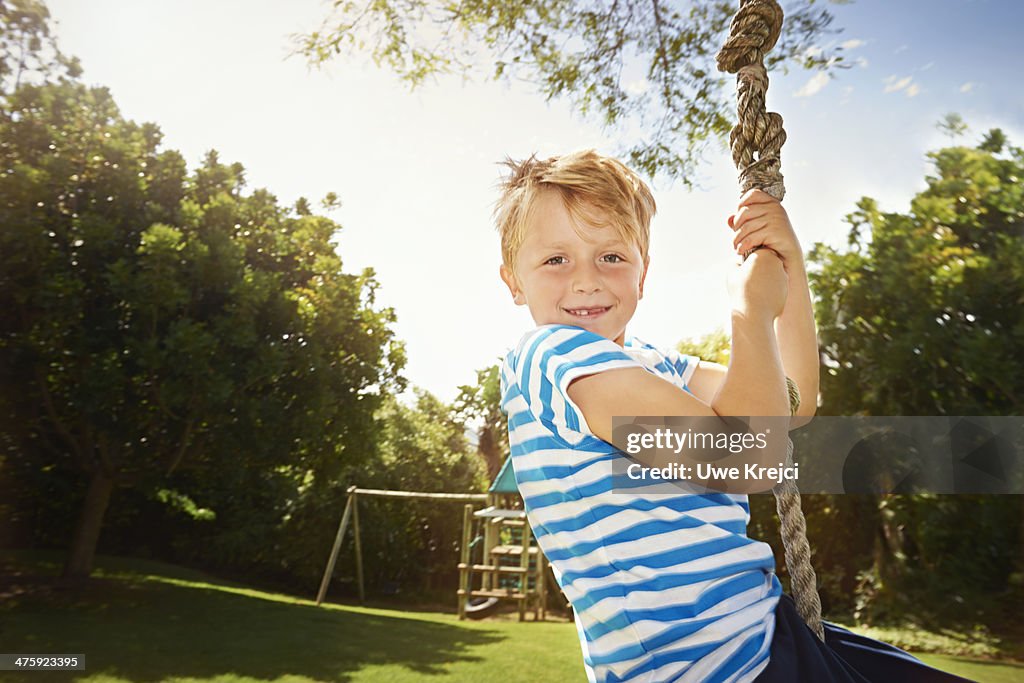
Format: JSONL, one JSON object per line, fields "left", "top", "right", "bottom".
{"left": 458, "top": 589, "right": 527, "bottom": 599}
{"left": 490, "top": 545, "right": 539, "bottom": 556}
{"left": 458, "top": 563, "right": 528, "bottom": 573}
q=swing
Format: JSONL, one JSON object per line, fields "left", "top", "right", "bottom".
{"left": 716, "top": 0, "right": 825, "bottom": 641}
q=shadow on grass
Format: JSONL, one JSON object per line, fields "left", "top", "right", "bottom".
{"left": 0, "top": 554, "right": 505, "bottom": 683}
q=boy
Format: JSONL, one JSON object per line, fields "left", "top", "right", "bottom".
{"left": 495, "top": 150, "right": 972, "bottom": 682}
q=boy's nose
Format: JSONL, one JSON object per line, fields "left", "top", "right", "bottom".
{"left": 572, "top": 265, "right": 602, "bottom": 294}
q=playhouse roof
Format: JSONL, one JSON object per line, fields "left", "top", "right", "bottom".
{"left": 488, "top": 457, "right": 519, "bottom": 494}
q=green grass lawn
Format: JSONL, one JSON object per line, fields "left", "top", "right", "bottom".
{"left": 1, "top": 552, "right": 1021, "bottom": 683}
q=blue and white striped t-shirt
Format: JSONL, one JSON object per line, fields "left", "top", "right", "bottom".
{"left": 500, "top": 324, "right": 782, "bottom": 683}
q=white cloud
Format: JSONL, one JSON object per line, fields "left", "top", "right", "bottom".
{"left": 882, "top": 75, "right": 922, "bottom": 98}
{"left": 894, "top": 44, "right": 909, "bottom": 54}
{"left": 840, "top": 39, "right": 865, "bottom": 50}
{"left": 803, "top": 45, "right": 824, "bottom": 60}
{"left": 883, "top": 75, "right": 913, "bottom": 93}
{"left": 794, "top": 72, "right": 830, "bottom": 98}
{"left": 855, "top": 57, "right": 869, "bottom": 68}
{"left": 960, "top": 82, "right": 976, "bottom": 93}
{"left": 920, "top": 62, "right": 934, "bottom": 71}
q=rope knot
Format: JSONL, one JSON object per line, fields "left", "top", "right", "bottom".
{"left": 715, "top": 0, "right": 784, "bottom": 73}
{"left": 716, "top": 0, "right": 787, "bottom": 201}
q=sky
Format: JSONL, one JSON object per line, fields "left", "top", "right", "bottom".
{"left": 44, "top": 0, "right": 1024, "bottom": 403}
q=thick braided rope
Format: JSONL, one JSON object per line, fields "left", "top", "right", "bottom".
{"left": 776, "top": 380, "right": 825, "bottom": 640}
{"left": 717, "top": 0, "right": 825, "bottom": 641}
{"left": 716, "top": 0, "right": 787, "bottom": 201}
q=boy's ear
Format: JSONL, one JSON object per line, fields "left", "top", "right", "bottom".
{"left": 500, "top": 264, "right": 526, "bottom": 305}
{"left": 638, "top": 258, "right": 650, "bottom": 299}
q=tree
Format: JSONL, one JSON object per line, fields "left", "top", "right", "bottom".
{"left": 454, "top": 363, "right": 508, "bottom": 481}
{"left": 376, "top": 390, "right": 486, "bottom": 493}
{"left": 810, "top": 127, "right": 1024, "bottom": 416}
{"left": 0, "top": 0, "right": 80, "bottom": 95}
{"left": 805, "top": 125, "right": 1023, "bottom": 623}
{"left": 295, "top": 0, "right": 851, "bottom": 183}
{"left": 936, "top": 112, "right": 968, "bottom": 140}
{"left": 676, "top": 327, "right": 730, "bottom": 365}
{"left": 0, "top": 79, "right": 405, "bottom": 578}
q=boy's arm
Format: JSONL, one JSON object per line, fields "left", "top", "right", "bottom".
{"left": 686, "top": 361, "right": 727, "bottom": 405}
{"left": 568, "top": 251, "right": 791, "bottom": 493}
{"left": 775, "top": 259, "right": 819, "bottom": 417}
{"left": 570, "top": 250, "right": 790, "bottom": 427}
{"left": 568, "top": 311, "right": 787, "bottom": 493}
{"left": 687, "top": 270, "right": 818, "bottom": 421}
{"left": 729, "top": 189, "right": 819, "bottom": 417}
{"left": 568, "top": 315, "right": 786, "bottom": 424}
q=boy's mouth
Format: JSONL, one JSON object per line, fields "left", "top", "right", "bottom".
{"left": 564, "top": 306, "right": 611, "bottom": 319}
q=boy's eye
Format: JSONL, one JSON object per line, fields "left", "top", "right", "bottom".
{"left": 544, "top": 256, "right": 567, "bottom": 265}
{"left": 602, "top": 253, "right": 625, "bottom": 263}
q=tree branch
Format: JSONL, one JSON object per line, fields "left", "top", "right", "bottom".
{"left": 34, "top": 366, "right": 87, "bottom": 469}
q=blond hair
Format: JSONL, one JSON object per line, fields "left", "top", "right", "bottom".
{"left": 493, "top": 149, "right": 656, "bottom": 271}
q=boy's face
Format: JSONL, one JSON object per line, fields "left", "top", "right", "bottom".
{"left": 500, "top": 190, "right": 648, "bottom": 346}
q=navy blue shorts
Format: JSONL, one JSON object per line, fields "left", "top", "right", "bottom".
{"left": 754, "top": 594, "right": 976, "bottom": 682}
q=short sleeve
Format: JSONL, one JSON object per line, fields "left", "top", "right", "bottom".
{"left": 624, "top": 337, "right": 701, "bottom": 393}
{"left": 512, "top": 325, "right": 642, "bottom": 441}
{"left": 662, "top": 347, "right": 701, "bottom": 391}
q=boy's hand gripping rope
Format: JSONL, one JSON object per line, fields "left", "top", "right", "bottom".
{"left": 717, "top": 0, "right": 826, "bottom": 641}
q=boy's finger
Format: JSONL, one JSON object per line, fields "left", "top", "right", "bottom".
{"left": 732, "top": 205, "right": 767, "bottom": 230}
{"left": 734, "top": 224, "right": 768, "bottom": 251}
{"left": 732, "top": 207, "right": 748, "bottom": 228}
{"left": 734, "top": 224, "right": 764, "bottom": 248}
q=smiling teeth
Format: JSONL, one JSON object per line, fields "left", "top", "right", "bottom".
{"left": 569, "top": 308, "right": 605, "bottom": 316}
